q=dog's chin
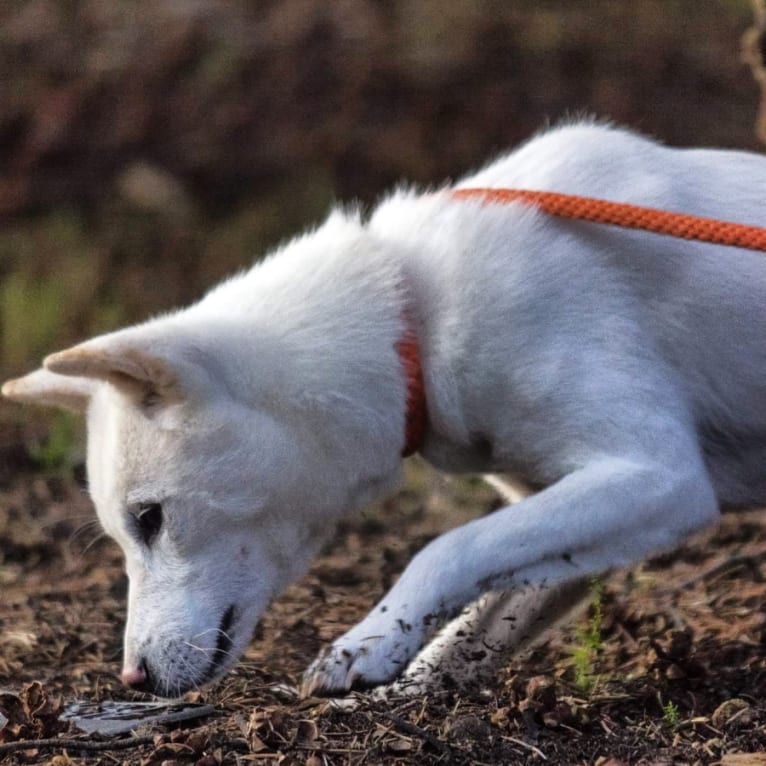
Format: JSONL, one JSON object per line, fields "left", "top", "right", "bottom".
{"left": 140, "top": 605, "right": 259, "bottom": 699}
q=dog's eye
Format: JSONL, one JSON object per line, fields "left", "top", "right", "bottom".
{"left": 133, "top": 502, "right": 163, "bottom": 546}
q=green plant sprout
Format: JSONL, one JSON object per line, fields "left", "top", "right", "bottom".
{"left": 661, "top": 699, "right": 681, "bottom": 727}
{"left": 571, "top": 578, "right": 604, "bottom": 693}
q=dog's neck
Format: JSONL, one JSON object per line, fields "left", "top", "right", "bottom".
{"left": 192, "top": 209, "right": 427, "bottom": 465}
{"left": 398, "top": 319, "right": 426, "bottom": 457}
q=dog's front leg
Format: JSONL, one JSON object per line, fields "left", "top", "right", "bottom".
{"left": 302, "top": 452, "right": 718, "bottom": 696}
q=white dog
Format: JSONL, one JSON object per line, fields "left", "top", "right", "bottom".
{"left": 4, "top": 121, "right": 766, "bottom": 698}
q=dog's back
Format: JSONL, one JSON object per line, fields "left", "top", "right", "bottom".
{"left": 496, "top": 125, "right": 766, "bottom": 507}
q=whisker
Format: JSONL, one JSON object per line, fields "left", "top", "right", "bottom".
{"left": 177, "top": 654, "right": 204, "bottom": 695}
{"left": 192, "top": 626, "right": 235, "bottom": 643}
{"left": 82, "top": 532, "right": 107, "bottom": 554}
{"left": 67, "top": 519, "right": 100, "bottom": 544}
{"left": 40, "top": 513, "right": 94, "bottom": 532}
{"left": 182, "top": 640, "right": 217, "bottom": 657}
{"left": 182, "top": 640, "right": 235, "bottom": 660}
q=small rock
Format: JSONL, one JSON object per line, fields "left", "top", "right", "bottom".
{"left": 665, "top": 662, "right": 686, "bottom": 679}
{"left": 711, "top": 698, "right": 752, "bottom": 729}
{"left": 386, "top": 738, "right": 414, "bottom": 753}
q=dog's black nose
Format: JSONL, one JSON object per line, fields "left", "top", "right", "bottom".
{"left": 121, "top": 657, "right": 153, "bottom": 692}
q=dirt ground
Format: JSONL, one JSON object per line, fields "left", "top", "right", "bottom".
{"left": 0, "top": 420, "right": 764, "bottom": 766}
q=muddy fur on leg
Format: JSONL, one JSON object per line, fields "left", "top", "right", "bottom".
{"left": 385, "top": 578, "right": 590, "bottom": 695}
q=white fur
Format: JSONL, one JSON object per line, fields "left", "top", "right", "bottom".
{"left": 3, "top": 121, "right": 765, "bottom": 697}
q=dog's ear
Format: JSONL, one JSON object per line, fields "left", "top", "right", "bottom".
{"left": 2, "top": 367, "right": 95, "bottom": 413}
{"left": 43, "top": 333, "right": 191, "bottom": 407}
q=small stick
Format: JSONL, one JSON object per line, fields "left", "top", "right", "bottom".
{"left": 380, "top": 712, "right": 453, "bottom": 759}
{"left": 502, "top": 735, "right": 548, "bottom": 760}
{"left": 0, "top": 734, "right": 154, "bottom": 756}
{"left": 673, "top": 551, "right": 766, "bottom": 592}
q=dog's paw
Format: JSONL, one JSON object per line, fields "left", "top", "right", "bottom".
{"left": 300, "top": 629, "right": 420, "bottom": 697}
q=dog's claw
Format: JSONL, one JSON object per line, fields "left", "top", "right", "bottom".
{"left": 301, "top": 648, "right": 383, "bottom": 697}
{"left": 301, "top": 630, "right": 419, "bottom": 697}
{"left": 300, "top": 649, "right": 357, "bottom": 697}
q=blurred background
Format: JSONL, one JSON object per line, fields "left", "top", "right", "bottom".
{"left": 0, "top": 0, "right": 763, "bottom": 449}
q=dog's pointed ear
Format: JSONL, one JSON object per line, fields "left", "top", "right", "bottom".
{"left": 2, "top": 368, "right": 95, "bottom": 413}
{"left": 43, "top": 334, "right": 189, "bottom": 407}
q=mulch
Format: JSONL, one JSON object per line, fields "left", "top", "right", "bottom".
{"left": 0, "top": 441, "right": 764, "bottom": 765}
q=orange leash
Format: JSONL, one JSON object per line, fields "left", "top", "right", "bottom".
{"left": 451, "top": 188, "right": 766, "bottom": 253}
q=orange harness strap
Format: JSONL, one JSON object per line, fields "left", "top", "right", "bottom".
{"left": 398, "top": 329, "right": 426, "bottom": 458}
{"left": 451, "top": 188, "right": 766, "bottom": 253}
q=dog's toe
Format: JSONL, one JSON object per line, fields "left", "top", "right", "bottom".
{"left": 300, "top": 649, "right": 357, "bottom": 697}
{"left": 301, "top": 637, "right": 412, "bottom": 697}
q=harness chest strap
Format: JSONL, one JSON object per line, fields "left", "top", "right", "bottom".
{"left": 398, "top": 187, "right": 766, "bottom": 456}
{"left": 398, "top": 328, "right": 426, "bottom": 458}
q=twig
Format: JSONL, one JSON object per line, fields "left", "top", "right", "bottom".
{"left": 380, "top": 712, "right": 453, "bottom": 759}
{"left": 0, "top": 734, "right": 154, "bottom": 756}
{"left": 501, "top": 735, "right": 548, "bottom": 760}
{"left": 673, "top": 551, "right": 766, "bottom": 592}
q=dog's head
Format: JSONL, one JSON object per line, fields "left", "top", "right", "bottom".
{"left": 3, "top": 338, "right": 403, "bottom": 694}
{"left": 3, "top": 344, "right": 329, "bottom": 695}
{"left": 2, "top": 227, "right": 407, "bottom": 696}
